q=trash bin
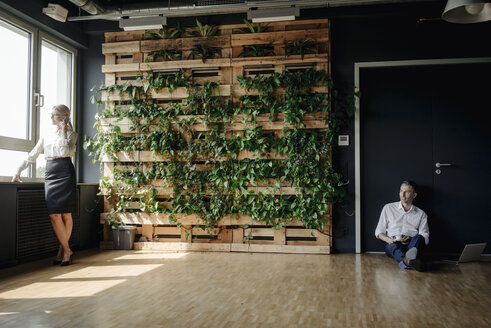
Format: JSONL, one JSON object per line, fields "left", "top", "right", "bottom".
{"left": 112, "top": 226, "right": 137, "bottom": 250}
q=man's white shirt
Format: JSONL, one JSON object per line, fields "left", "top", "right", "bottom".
{"left": 375, "top": 201, "right": 429, "bottom": 245}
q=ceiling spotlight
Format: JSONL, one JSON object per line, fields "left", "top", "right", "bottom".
{"left": 42, "top": 3, "right": 69, "bottom": 23}
{"left": 442, "top": 0, "right": 491, "bottom": 23}
{"left": 119, "top": 16, "right": 167, "bottom": 31}
{"left": 247, "top": 7, "right": 300, "bottom": 23}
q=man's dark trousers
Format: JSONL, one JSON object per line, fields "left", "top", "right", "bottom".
{"left": 384, "top": 234, "right": 425, "bottom": 264}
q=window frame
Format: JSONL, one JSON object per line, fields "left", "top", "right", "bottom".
{"left": 0, "top": 10, "right": 77, "bottom": 182}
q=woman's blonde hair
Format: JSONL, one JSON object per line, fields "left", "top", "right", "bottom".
{"left": 52, "top": 104, "right": 73, "bottom": 131}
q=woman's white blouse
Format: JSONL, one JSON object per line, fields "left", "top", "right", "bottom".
{"left": 15, "top": 129, "right": 78, "bottom": 176}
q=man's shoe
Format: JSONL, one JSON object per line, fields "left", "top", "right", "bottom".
{"left": 406, "top": 247, "right": 418, "bottom": 261}
{"left": 398, "top": 261, "right": 409, "bottom": 269}
{"left": 409, "top": 259, "right": 426, "bottom": 272}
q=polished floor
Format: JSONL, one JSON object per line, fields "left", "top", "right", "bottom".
{"left": 0, "top": 250, "right": 490, "bottom": 328}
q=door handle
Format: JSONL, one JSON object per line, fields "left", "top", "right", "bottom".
{"left": 34, "top": 93, "right": 45, "bottom": 107}
{"left": 435, "top": 163, "right": 452, "bottom": 168}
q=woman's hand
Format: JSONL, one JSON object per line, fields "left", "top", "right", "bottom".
{"left": 58, "top": 121, "right": 69, "bottom": 133}
{"left": 11, "top": 174, "right": 22, "bottom": 182}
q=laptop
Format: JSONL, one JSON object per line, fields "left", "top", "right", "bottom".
{"left": 442, "top": 243, "right": 487, "bottom": 264}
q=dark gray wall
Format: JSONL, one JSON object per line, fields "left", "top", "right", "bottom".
{"left": 328, "top": 4, "right": 491, "bottom": 252}
{"left": 78, "top": 32, "right": 106, "bottom": 183}
{"left": 5, "top": 1, "right": 490, "bottom": 253}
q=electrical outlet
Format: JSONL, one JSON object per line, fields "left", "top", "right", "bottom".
{"left": 338, "top": 135, "right": 349, "bottom": 146}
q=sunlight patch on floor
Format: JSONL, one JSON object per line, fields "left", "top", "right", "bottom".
{"left": 52, "top": 264, "right": 163, "bottom": 279}
{"left": 0, "top": 280, "right": 126, "bottom": 299}
{"left": 113, "top": 252, "right": 189, "bottom": 260}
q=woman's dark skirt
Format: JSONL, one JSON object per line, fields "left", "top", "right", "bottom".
{"left": 45, "top": 157, "right": 76, "bottom": 215}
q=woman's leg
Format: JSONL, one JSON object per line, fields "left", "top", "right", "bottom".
{"left": 61, "top": 213, "right": 73, "bottom": 261}
{"left": 50, "top": 214, "right": 71, "bottom": 262}
{"left": 61, "top": 213, "right": 73, "bottom": 243}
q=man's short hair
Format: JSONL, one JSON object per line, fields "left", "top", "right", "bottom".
{"left": 401, "top": 180, "right": 418, "bottom": 193}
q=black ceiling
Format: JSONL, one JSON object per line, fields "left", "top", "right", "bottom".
{"left": 97, "top": 0, "right": 252, "bottom": 9}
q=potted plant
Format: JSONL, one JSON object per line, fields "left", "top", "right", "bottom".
{"left": 106, "top": 214, "right": 137, "bottom": 250}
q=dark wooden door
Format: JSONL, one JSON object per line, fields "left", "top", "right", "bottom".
{"left": 360, "top": 63, "right": 491, "bottom": 253}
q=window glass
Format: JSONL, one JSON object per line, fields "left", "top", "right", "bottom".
{"left": 0, "top": 19, "right": 30, "bottom": 140}
{"left": 40, "top": 40, "right": 73, "bottom": 141}
{"left": 0, "top": 149, "right": 30, "bottom": 177}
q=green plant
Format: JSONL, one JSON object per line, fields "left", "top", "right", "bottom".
{"left": 195, "top": 19, "right": 219, "bottom": 37}
{"left": 104, "top": 212, "right": 124, "bottom": 229}
{"left": 137, "top": 69, "right": 189, "bottom": 93}
{"left": 188, "top": 45, "right": 220, "bottom": 63}
{"left": 146, "top": 49, "right": 182, "bottom": 62}
{"left": 86, "top": 67, "right": 357, "bottom": 233}
{"left": 283, "top": 38, "right": 318, "bottom": 60}
{"left": 168, "top": 23, "right": 194, "bottom": 38}
{"left": 142, "top": 28, "right": 168, "bottom": 40}
{"left": 238, "top": 42, "right": 274, "bottom": 57}
{"left": 234, "top": 19, "right": 270, "bottom": 34}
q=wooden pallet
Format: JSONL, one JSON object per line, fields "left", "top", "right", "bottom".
{"left": 99, "top": 19, "right": 333, "bottom": 254}
{"left": 100, "top": 213, "right": 331, "bottom": 254}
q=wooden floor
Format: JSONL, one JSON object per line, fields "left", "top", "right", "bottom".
{"left": 0, "top": 250, "right": 490, "bottom": 328}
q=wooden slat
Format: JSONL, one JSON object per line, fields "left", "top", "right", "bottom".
{"left": 154, "top": 226, "right": 181, "bottom": 235}
{"left": 274, "top": 227, "right": 286, "bottom": 245}
{"left": 99, "top": 112, "right": 329, "bottom": 133}
{"left": 141, "top": 35, "right": 231, "bottom": 52}
{"left": 151, "top": 84, "right": 231, "bottom": 99}
{"left": 225, "top": 19, "right": 330, "bottom": 31}
{"left": 100, "top": 213, "right": 331, "bottom": 228}
{"left": 233, "top": 85, "right": 328, "bottom": 97}
{"left": 105, "top": 31, "right": 144, "bottom": 42}
{"left": 133, "top": 242, "right": 232, "bottom": 252}
{"left": 245, "top": 187, "right": 298, "bottom": 195}
{"left": 131, "top": 242, "right": 330, "bottom": 253}
{"left": 141, "top": 224, "right": 154, "bottom": 240}
{"left": 231, "top": 244, "right": 330, "bottom": 254}
{"left": 102, "top": 41, "right": 140, "bottom": 54}
{"left": 102, "top": 150, "right": 288, "bottom": 163}
{"left": 244, "top": 228, "right": 273, "bottom": 237}
{"left": 102, "top": 63, "right": 140, "bottom": 73}
{"left": 230, "top": 54, "right": 328, "bottom": 66}
{"left": 100, "top": 213, "right": 231, "bottom": 226}
{"left": 141, "top": 58, "right": 231, "bottom": 70}
{"left": 231, "top": 28, "right": 329, "bottom": 47}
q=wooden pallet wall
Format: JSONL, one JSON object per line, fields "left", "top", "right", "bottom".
{"left": 99, "top": 19, "right": 332, "bottom": 254}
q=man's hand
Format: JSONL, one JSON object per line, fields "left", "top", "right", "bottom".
{"left": 378, "top": 233, "right": 395, "bottom": 244}
{"left": 401, "top": 235, "right": 412, "bottom": 246}
{"left": 11, "top": 174, "right": 22, "bottom": 183}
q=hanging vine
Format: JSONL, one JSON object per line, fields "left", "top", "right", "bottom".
{"left": 85, "top": 67, "right": 356, "bottom": 233}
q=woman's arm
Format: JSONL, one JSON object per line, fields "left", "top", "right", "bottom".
{"left": 12, "top": 138, "right": 44, "bottom": 182}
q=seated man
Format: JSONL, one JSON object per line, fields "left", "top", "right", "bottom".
{"left": 375, "top": 180, "right": 429, "bottom": 271}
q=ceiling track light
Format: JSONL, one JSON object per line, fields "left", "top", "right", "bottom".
{"left": 442, "top": 0, "right": 491, "bottom": 23}
{"left": 42, "top": 3, "right": 69, "bottom": 23}
{"left": 247, "top": 7, "right": 300, "bottom": 23}
{"left": 119, "top": 16, "right": 167, "bottom": 31}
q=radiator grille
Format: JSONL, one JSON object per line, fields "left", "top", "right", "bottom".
{"left": 16, "top": 189, "right": 80, "bottom": 262}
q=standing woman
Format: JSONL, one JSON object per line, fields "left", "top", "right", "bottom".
{"left": 12, "top": 104, "right": 78, "bottom": 266}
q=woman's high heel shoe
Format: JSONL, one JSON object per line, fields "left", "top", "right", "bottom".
{"left": 60, "top": 253, "right": 73, "bottom": 266}
{"left": 53, "top": 246, "right": 63, "bottom": 265}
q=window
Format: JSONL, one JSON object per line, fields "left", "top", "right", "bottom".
{"left": 0, "top": 11, "right": 76, "bottom": 181}
{"left": 0, "top": 19, "right": 30, "bottom": 141}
